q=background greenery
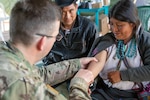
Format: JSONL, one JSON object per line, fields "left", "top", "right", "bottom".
{"left": 0, "top": 0, "right": 119, "bottom": 15}
{"left": 0, "top": 0, "right": 17, "bottom": 15}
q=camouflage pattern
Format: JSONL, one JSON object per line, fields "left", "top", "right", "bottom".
{"left": 70, "top": 77, "right": 92, "bottom": 100}
{"left": 0, "top": 42, "right": 91, "bottom": 100}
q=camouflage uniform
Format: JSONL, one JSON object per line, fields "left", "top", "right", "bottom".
{"left": 0, "top": 42, "right": 91, "bottom": 100}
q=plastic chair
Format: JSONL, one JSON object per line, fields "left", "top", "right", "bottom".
{"left": 137, "top": 6, "right": 150, "bottom": 32}
{"left": 146, "top": 15, "right": 150, "bottom": 32}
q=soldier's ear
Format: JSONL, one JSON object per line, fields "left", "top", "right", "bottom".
{"left": 37, "top": 37, "right": 46, "bottom": 51}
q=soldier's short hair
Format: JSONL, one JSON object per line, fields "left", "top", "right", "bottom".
{"left": 9, "top": 0, "right": 61, "bottom": 46}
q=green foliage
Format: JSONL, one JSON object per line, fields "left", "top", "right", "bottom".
{"left": 0, "top": 0, "right": 17, "bottom": 15}
{"left": 109, "top": 0, "right": 119, "bottom": 9}
{"left": 0, "top": 0, "right": 119, "bottom": 15}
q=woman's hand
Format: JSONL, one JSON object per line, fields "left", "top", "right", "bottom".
{"left": 108, "top": 71, "right": 121, "bottom": 84}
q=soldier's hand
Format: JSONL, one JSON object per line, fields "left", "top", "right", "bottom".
{"left": 74, "top": 69, "right": 94, "bottom": 86}
{"left": 107, "top": 71, "right": 121, "bottom": 84}
{"left": 80, "top": 57, "right": 98, "bottom": 69}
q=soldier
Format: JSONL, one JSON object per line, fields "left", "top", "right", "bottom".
{"left": 0, "top": 0, "right": 97, "bottom": 99}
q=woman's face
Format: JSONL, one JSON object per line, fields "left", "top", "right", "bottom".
{"left": 110, "top": 18, "right": 135, "bottom": 43}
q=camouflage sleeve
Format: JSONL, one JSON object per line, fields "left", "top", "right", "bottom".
{"left": 69, "top": 77, "right": 92, "bottom": 100}
{"left": 0, "top": 72, "right": 67, "bottom": 100}
{"left": 38, "top": 59, "right": 81, "bottom": 86}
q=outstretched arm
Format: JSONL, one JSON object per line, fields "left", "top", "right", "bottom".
{"left": 69, "top": 50, "right": 107, "bottom": 100}
{"left": 87, "top": 50, "right": 107, "bottom": 79}
{"left": 39, "top": 57, "right": 98, "bottom": 86}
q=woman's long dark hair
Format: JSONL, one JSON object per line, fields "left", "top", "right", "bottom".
{"left": 109, "top": 0, "right": 140, "bottom": 31}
